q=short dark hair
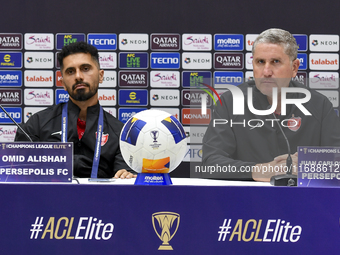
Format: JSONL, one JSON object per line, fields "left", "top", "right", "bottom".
{"left": 57, "top": 41, "right": 100, "bottom": 70}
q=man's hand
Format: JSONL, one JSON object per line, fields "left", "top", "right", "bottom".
{"left": 252, "top": 152, "right": 298, "bottom": 182}
{"left": 114, "top": 169, "right": 137, "bottom": 179}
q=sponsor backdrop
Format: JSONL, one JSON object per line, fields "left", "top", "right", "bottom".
{"left": 1, "top": 184, "right": 340, "bottom": 254}
{"left": 0, "top": 1, "right": 340, "bottom": 179}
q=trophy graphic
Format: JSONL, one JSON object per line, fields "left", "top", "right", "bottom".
{"left": 152, "top": 212, "right": 180, "bottom": 250}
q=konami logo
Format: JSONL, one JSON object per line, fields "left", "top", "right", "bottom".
{"left": 182, "top": 108, "right": 211, "bottom": 125}
{"left": 56, "top": 71, "right": 63, "bottom": 87}
{"left": 309, "top": 53, "right": 339, "bottom": 70}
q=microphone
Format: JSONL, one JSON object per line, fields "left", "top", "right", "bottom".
{"left": 269, "top": 109, "right": 297, "bottom": 186}
{"left": 0, "top": 104, "right": 33, "bottom": 142}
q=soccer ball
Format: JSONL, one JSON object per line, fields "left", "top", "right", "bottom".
{"left": 119, "top": 109, "right": 187, "bottom": 173}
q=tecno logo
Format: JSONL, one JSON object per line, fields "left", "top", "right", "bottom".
{"left": 150, "top": 53, "right": 180, "bottom": 69}
{"left": 87, "top": 34, "right": 117, "bottom": 50}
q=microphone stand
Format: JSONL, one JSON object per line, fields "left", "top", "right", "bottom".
{"left": 269, "top": 112, "right": 297, "bottom": 186}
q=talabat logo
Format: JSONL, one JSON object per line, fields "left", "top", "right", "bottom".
{"left": 214, "top": 34, "right": 244, "bottom": 51}
{"left": 118, "top": 89, "right": 148, "bottom": 106}
{"left": 151, "top": 34, "right": 180, "bottom": 50}
{"left": 309, "top": 35, "right": 339, "bottom": 52}
{"left": 309, "top": 53, "right": 339, "bottom": 70}
{"left": 25, "top": 33, "right": 53, "bottom": 50}
{"left": 150, "top": 71, "right": 180, "bottom": 88}
{"left": 24, "top": 52, "right": 53, "bottom": 69}
{"left": 0, "top": 89, "right": 21, "bottom": 105}
{"left": 182, "top": 71, "right": 212, "bottom": 87}
{"left": 118, "top": 33, "right": 148, "bottom": 50}
{"left": 245, "top": 34, "right": 259, "bottom": 51}
{"left": 293, "top": 34, "right": 308, "bottom": 51}
{"left": 24, "top": 71, "right": 53, "bottom": 87}
{"left": 0, "top": 70, "right": 22, "bottom": 86}
{"left": 56, "top": 33, "right": 85, "bottom": 50}
{"left": 98, "top": 89, "right": 116, "bottom": 106}
{"left": 214, "top": 53, "right": 244, "bottom": 70}
{"left": 182, "top": 53, "right": 211, "bottom": 69}
{"left": 182, "top": 34, "right": 212, "bottom": 51}
{"left": 0, "top": 34, "right": 22, "bottom": 50}
{"left": 150, "top": 53, "right": 180, "bottom": 69}
{"left": 309, "top": 72, "right": 338, "bottom": 89}
{"left": 0, "top": 52, "right": 22, "bottom": 68}
{"left": 87, "top": 34, "right": 117, "bottom": 50}
{"left": 119, "top": 53, "right": 148, "bottom": 69}
{"left": 119, "top": 71, "right": 148, "bottom": 87}
{"left": 98, "top": 52, "right": 116, "bottom": 69}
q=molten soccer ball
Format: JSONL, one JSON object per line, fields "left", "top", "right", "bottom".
{"left": 119, "top": 109, "right": 187, "bottom": 173}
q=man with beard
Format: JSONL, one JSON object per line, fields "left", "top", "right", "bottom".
{"left": 15, "top": 42, "right": 136, "bottom": 179}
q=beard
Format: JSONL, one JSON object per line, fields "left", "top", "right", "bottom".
{"left": 67, "top": 81, "right": 98, "bottom": 101}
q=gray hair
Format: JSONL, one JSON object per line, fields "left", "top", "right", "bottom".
{"left": 252, "top": 28, "right": 298, "bottom": 61}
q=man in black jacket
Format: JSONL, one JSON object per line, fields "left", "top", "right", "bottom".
{"left": 202, "top": 28, "right": 340, "bottom": 182}
{"left": 15, "top": 42, "right": 136, "bottom": 179}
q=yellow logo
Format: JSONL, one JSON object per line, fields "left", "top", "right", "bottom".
{"left": 4, "top": 54, "right": 11, "bottom": 62}
{"left": 129, "top": 92, "right": 136, "bottom": 100}
{"left": 152, "top": 211, "right": 180, "bottom": 250}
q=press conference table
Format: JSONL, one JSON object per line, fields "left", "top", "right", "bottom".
{"left": 0, "top": 177, "right": 338, "bottom": 255}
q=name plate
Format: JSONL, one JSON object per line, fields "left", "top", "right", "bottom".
{"left": 298, "top": 146, "right": 340, "bottom": 187}
{"left": 0, "top": 142, "right": 73, "bottom": 182}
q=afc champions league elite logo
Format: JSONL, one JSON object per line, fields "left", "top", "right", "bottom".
{"left": 152, "top": 212, "right": 180, "bottom": 250}
{"left": 150, "top": 130, "right": 159, "bottom": 143}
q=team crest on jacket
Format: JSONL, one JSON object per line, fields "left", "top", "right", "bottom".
{"left": 287, "top": 114, "right": 301, "bottom": 132}
{"left": 96, "top": 132, "right": 109, "bottom": 146}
